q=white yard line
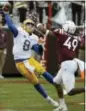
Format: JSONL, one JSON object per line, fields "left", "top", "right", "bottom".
{"left": 78, "top": 102, "right": 86, "bottom": 105}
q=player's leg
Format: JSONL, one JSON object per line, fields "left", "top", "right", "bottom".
{"left": 53, "top": 69, "right": 68, "bottom": 111}
{"left": 27, "top": 57, "right": 59, "bottom": 106}
{"left": 42, "top": 71, "right": 68, "bottom": 97}
{"left": 42, "top": 71, "right": 67, "bottom": 110}
{"left": 29, "top": 57, "right": 65, "bottom": 104}
{"left": 42, "top": 71, "right": 55, "bottom": 84}
{"left": 42, "top": 68, "right": 68, "bottom": 110}
{"left": 33, "top": 58, "right": 67, "bottom": 109}
{"left": 29, "top": 57, "right": 67, "bottom": 108}
{"left": 62, "top": 67, "right": 85, "bottom": 96}
{"left": 28, "top": 57, "right": 54, "bottom": 84}
{"left": 15, "top": 60, "right": 58, "bottom": 107}
{"left": 62, "top": 60, "right": 85, "bottom": 96}
{"left": 68, "top": 87, "right": 85, "bottom": 95}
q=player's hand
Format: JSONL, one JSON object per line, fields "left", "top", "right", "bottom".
{"left": 38, "top": 37, "right": 46, "bottom": 44}
{"left": 38, "top": 37, "right": 46, "bottom": 51}
{"left": 40, "top": 60, "right": 46, "bottom": 68}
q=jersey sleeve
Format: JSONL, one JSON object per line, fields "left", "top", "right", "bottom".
{"left": 4, "top": 13, "right": 18, "bottom": 37}
{"left": 32, "top": 44, "right": 43, "bottom": 56}
{"left": 31, "top": 38, "right": 43, "bottom": 56}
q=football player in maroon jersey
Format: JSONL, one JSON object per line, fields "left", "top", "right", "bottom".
{"left": 37, "top": 20, "right": 85, "bottom": 111}
{"left": 0, "top": 13, "right": 8, "bottom": 79}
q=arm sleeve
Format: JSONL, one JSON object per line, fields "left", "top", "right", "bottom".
{"left": 4, "top": 13, "right": 18, "bottom": 37}
{"left": 32, "top": 44, "right": 43, "bottom": 56}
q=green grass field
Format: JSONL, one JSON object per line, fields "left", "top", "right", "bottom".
{"left": 0, "top": 77, "right": 85, "bottom": 111}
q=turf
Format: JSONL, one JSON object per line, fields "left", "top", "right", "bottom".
{"left": 0, "top": 77, "right": 85, "bottom": 111}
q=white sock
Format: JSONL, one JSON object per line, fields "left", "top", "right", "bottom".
{"left": 46, "top": 96, "right": 59, "bottom": 107}
{"left": 46, "top": 96, "right": 52, "bottom": 101}
{"left": 46, "top": 96, "right": 56, "bottom": 103}
{"left": 59, "top": 98, "right": 66, "bottom": 105}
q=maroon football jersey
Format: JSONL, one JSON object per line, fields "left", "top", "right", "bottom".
{"left": 53, "top": 29, "right": 80, "bottom": 64}
{"left": 0, "top": 28, "right": 8, "bottom": 49}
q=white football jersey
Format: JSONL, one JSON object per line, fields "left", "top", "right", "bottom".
{"left": 13, "top": 27, "right": 38, "bottom": 60}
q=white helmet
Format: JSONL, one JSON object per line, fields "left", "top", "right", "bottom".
{"left": 62, "top": 20, "right": 76, "bottom": 34}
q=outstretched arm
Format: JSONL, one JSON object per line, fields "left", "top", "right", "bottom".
{"left": 36, "top": 23, "right": 57, "bottom": 39}
{"left": 4, "top": 13, "right": 18, "bottom": 37}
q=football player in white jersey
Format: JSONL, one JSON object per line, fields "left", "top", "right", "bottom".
{"left": 1, "top": 11, "right": 61, "bottom": 108}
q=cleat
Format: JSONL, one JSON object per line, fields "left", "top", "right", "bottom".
{"left": 47, "top": 96, "right": 59, "bottom": 107}
{"left": 53, "top": 104, "right": 68, "bottom": 111}
{"left": 0, "top": 75, "right": 4, "bottom": 79}
{"left": 52, "top": 101, "right": 59, "bottom": 107}
{"left": 48, "top": 99, "right": 59, "bottom": 107}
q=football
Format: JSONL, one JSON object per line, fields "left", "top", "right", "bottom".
{"left": 2, "top": 3, "right": 11, "bottom": 12}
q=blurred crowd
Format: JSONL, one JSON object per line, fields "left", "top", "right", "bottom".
{"left": 0, "top": 1, "right": 85, "bottom": 25}
{"left": 0, "top": 1, "right": 85, "bottom": 36}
